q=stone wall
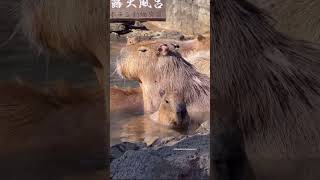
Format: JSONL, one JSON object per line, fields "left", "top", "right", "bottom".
{"left": 164, "top": 0, "right": 210, "bottom": 35}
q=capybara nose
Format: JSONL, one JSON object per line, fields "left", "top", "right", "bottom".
{"left": 175, "top": 103, "right": 188, "bottom": 128}
{"left": 176, "top": 103, "right": 186, "bottom": 114}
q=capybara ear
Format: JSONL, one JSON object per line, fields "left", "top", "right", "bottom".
{"left": 158, "top": 44, "right": 169, "bottom": 56}
{"left": 127, "top": 36, "right": 140, "bottom": 45}
{"left": 159, "top": 89, "right": 166, "bottom": 97}
{"left": 179, "top": 35, "right": 185, "bottom": 40}
{"left": 196, "top": 34, "right": 206, "bottom": 41}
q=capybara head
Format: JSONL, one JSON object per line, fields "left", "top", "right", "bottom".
{"left": 155, "top": 35, "right": 210, "bottom": 57}
{"left": 124, "top": 35, "right": 210, "bottom": 58}
{"left": 117, "top": 41, "right": 178, "bottom": 81}
{"left": 155, "top": 89, "right": 190, "bottom": 129}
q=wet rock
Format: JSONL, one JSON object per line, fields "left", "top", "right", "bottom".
{"left": 131, "top": 21, "right": 146, "bottom": 29}
{"left": 196, "top": 120, "right": 210, "bottom": 134}
{"left": 110, "top": 150, "right": 188, "bottom": 180}
{"left": 110, "top": 32, "right": 120, "bottom": 41}
{"left": 110, "top": 23, "right": 126, "bottom": 32}
{"left": 110, "top": 142, "right": 146, "bottom": 162}
{"left": 110, "top": 134, "right": 210, "bottom": 179}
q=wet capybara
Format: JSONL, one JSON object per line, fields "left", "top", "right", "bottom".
{"left": 212, "top": 0, "right": 320, "bottom": 179}
{"left": 0, "top": 80, "right": 106, "bottom": 179}
{"left": 150, "top": 89, "right": 190, "bottom": 130}
{"left": 19, "top": 0, "right": 107, "bottom": 86}
{"left": 117, "top": 41, "right": 210, "bottom": 119}
{"left": 126, "top": 36, "right": 210, "bottom": 76}
{"left": 249, "top": 0, "right": 320, "bottom": 43}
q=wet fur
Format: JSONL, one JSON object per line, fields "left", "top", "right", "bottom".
{"left": 212, "top": 0, "right": 320, "bottom": 179}
{"left": 0, "top": 80, "right": 106, "bottom": 179}
{"left": 150, "top": 91, "right": 190, "bottom": 129}
{"left": 249, "top": 0, "right": 320, "bottom": 43}
{"left": 19, "top": 0, "right": 108, "bottom": 86}
{"left": 20, "top": 0, "right": 106, "bottom": 64}
{"left": 118, "top": 41, "right": 210, "bottom": 115}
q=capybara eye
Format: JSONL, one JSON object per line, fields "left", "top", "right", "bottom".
{"left": 165, "top": 100, "right": 169, "bottom": 103}
{"left": 138, "top": 47, "right": 147, "bottom": 52}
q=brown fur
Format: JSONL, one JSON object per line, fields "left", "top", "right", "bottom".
{"left": 127, "top": 36, "right": 141, "bottom": 46}
{"left": 150, "top": 90, "right": 190, "bottom": 129}
{"left": 110, "top": 86, "right": 143, "bottom": 113}
{"left": 126, "top": 35, "right": 210, "bottom": 58}
{"left": 19, "top": 0, "right": 107, "bottom": 86}
{"left": 154, "top": 37, "right": 210, "bottom": 76}
{"left": 174, "top": 35, "right": 210, "bottom": 58}
{"left": 117, "top": 41, "right": 210, "bottom": 120}
{"left": 213, "top": 0, "right": 320, "bottom": 179}
{"left": 126, "top": 37, "right": 210, "bottom": 76}
{"left": 249, "top": 0, "right": 320, "bottom": 43}
{"left": 185, "top": 50, "right": 210, "bottom": 77}
{"left": 0, "top": 80, "right": 106, "bottom": 179}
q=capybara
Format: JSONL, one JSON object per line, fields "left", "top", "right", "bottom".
{"left": 249, "top": 0, "right": 320, "bottom": 43}
{"left": 212, "top": 0, "right": 320, "bottom": 179}
{"left": 19, "top": 0, "right": 107, "bottom": 86}
{"left": 0, "top": 80, "right": 106, "bottom": 179}
{"left": 125, "top": 36, "right": 210, "bottom": 76}
{"left": 150, "top": 89, "right": 190, "bottom": 130}
{"left": 117, "top": 41, "right": 210, "bottom": 119}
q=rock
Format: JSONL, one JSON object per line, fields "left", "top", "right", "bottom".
{"left": 157, "top": 134, "right": 210, "bottom": 179}
{"left": 146, "top": 1, "right": 210, "bottom": 35}
{"left": 110, "top": 134, "right": 210, "bottom": 179}
{"left": 156, "top": 31, "right": 185, "bottom": 40}
{"left": 196, "top": 120, "right": 210, "bottom": 134}
{"left": 110, "top": 23, "right": 126, "bottom": 32}
{"left": 110, "top": 32, "right": 120, "bottom": 41}
{"left": 132, "top": 21, "right": 146, "bottom": 29}
{"left": 110, "top": 142, "right": 146, "bottom": 162}
{"left": 110, "top": 150, "right": 188, "bottom": 180}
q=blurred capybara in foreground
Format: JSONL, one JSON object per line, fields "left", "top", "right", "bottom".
{"left": 249, "top": 0, "right": 320, "bottom": 43}
{"left": 117, "top": 41, "right": 210, "bottom": 119}
{"left": 19, "top": 0, "right": 107, "bottom": 86}
{"left": 212, "top": 0, "right": 320, "bottom": 179}
{"left": 0, "top": 80, "right": 106, "bottom": 179}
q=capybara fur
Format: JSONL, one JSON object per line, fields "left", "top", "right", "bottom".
{"left": 212, "top": 0, "right": 320, "bottom": 179}
{"left": 150, "top": 89, "right": 190, "bottom": 130}
{"left": 0, "top": 80, "right": 106, "bottom": 179}
{"left": 117, "top": 41, "right": 210, "bottom": 118}
{"left": 125, "top": 36, "right": 210, "bottom": 76}
{"left": 126, "top": 35, "right": 210, "bottom": 58}
{"left": 185, "top": 50, "right": 210, "bottom": 77}
{"left": 172, "top": 35, "right": 210, "bottom": 58}
{"left": 110, "top": 86, "right": 143, "bottom": 114}
{"left": 249, "top": 0, "right": 320, "bottom": 43}
{"left": 19, "top": 0, "right": 107, "bottom": 86}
